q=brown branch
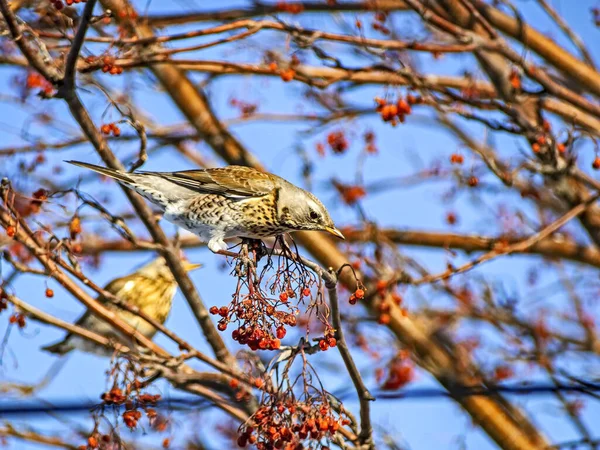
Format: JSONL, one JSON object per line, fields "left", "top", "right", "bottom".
{"left": 56, "top": 0, "right": 96, "bottom": 98}
{"left": 326, "top": 271, "right": 374, "bottom": 448}
{"left": 0, "top": 424, "right": 80, "bottom": 450}
{"left": 411, "top": 193, "right": 600, "bottom": 285}
{"left": 0, "top": 1, "right": 62, "bottom": 83}
{"left": 7, "top": 294, "right": 130, "bottom": 353}
{"left": 534, "top": 0, "right": 595, "bottom": 68}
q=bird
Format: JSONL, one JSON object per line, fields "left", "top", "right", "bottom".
{"left": 65, "top": 161, "right": 345, "bottom": 253}
{"left": 42, "top": 257, "right": 202, "bottom": 356}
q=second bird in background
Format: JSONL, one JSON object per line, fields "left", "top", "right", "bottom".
{"left": 42, "top": 257, "right": 202, "bottom": 356}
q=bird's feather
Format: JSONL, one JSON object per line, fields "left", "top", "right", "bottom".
{"left": 151, "top": 166, "right": 277, "bottom": 198}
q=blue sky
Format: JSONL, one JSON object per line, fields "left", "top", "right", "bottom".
{"left": 1, "top": 1, "right": 600, "bottom": 449}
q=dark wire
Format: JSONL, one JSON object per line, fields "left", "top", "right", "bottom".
{"left": 1, "top": 382, "right": 599, "bottom": 417}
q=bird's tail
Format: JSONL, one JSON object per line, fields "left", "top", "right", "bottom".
{"left": 66, "top": 160, "right": 135, "bottom": 184}
{"left": 67, "top": 160, "right": 196, "bottom": 206}
{"left": 41, "top": 339, "right": 74, "bottom": 355}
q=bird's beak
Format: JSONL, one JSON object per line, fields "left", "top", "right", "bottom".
{"left": 183, "top": 262, "right": 203, "bottom": 272}
{"left": 324, "top": 226, "right": 345, "bottom": 240}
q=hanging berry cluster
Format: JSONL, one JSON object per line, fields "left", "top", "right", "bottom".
{"left": 9, "top": 312, "right": 26, "bottom": 328}
{"left": 375, "top": 94, "right": 421, "bottom": 126}
{"left": 100, "top": 123, "right": 121, "bottom": 136}
{"left": 211, "top": 241, "right": 330, "bottom": 352}
{"left": 378, "top": 351, "right": 415, "bottom": 390}
{"left": 238, "top": 393, "right": 349, "bottom": 449}
{"left": 24, "top": 73, "right": 53, "bottom": 97}
{"left": 94, "top": 56, "right": 124, "bottom": 75}
{"left": 372, "top": 280, "right": 406, "bottom": 324}
{"left": 332, "top": 181, "right": 366, "bottom": 206}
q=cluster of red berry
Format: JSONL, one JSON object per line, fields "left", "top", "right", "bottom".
{"left": 371, "top": 11, "right": 390, "bottom": 35}
{"left": 100, "top": 123, "right": 121, "bottom": 136}
{"left": 9, "top": 312, "right": 26, "bottom": 328}
{"left": 364, "top": 130, "right": 377, "bottom": 154}
{"left": 326, "top": 130, "right": 348, "bottom": 154}
{"left": 210, "top": 291, "right": 297, "bottom": 351}
{"left": 378, "top": 351, "right": 414, "bottom": 390}
{"left": 348, "top": 286, "right": 365, "bottom": 305}
{"left": 450, "top": 153, "right": 464, "bottom": 164}
{"left": 25, "top": 73, "right": 53, "bottom": 97}
{"left": 230, "top": 98, "right": 258, "bottom": 118}
{"left": 238, "top": 399, "right": 349, "bottom": 449}
{"left": 91, "top": 55, "right": 124, "bottom": 75}
{"left": 375, "top": 94, "right": 421, "bottom": 126}
{"left": 333, "top": 181, "right": 366, "bottom": 206}
{"left": 30, "top": 188, "right": 49, "bottom": 214}
{"left": 100, "top": 384, "right": 161, "bottom": 431}
{"left": 374, "top": 280, "right": 405, "bottom": 324}
{"left": 317, "top": 328, "right": 337, "bottom": 351}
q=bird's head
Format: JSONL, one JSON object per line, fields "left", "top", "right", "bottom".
{"left": 138, "top": 257, "right": 203, "bottom": 280}
{"left": 276, "top": 184, "right": 345, "bottom": 239}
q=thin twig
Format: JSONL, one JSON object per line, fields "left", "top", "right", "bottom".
{"left": 326, "top": 270, "right": 374, "bottom": 448}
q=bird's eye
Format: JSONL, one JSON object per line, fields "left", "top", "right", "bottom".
{"left": 309, "top": 210, "right": 320, "bottom": 221}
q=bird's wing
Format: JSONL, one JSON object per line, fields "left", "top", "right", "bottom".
{"left": 149, "top": 166, "right": 277, "bottom": 198}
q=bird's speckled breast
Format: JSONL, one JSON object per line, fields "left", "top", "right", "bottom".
{"left": 164, "top": 192, "right": 287, "bottom": 240}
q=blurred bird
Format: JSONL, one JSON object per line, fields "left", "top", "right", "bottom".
{"left": 66, "top": 161, "right": 345, "bottom": 253}
{"left": 42, "top": 257, "right": 202, "bottom": 356}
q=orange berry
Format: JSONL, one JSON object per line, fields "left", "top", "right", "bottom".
{"left": 355, "top": 288, "right": 365, "bottom": 299}
{"left": 6, "top": 225, "right": 15, "bottom": 238}
{"left": 379, "top": 313, "right": 391, "bottom": 325}
{"left": 45, "top": 288, "right": 54, "bottom": 298}
{"left": 100, "top": 124, "right": 111, "bottom": 134}
{"left": 531, "top": 143, "right": 540, "bottom": 153}
{"left": 276, "top": 326, "right": 286, "bottom": 339}
{"left": 280, "top": 68, "right": 295, "bottom": 82}
{"left": 557, "top": 143, "right": 566, "bottom": 153}
{"left": 467, "top": 176, "right": 479, "bottom": 187}
{"left": 543, "top": 120, "right": 551, "bottom": 132}
{"left": 279, "top": 292, "right": 288, "bottom": 302}
{"left": 593, "top": 157, "right": 600, "bottom": 170}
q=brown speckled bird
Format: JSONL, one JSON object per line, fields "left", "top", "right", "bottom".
{"left": 42, "top": 257, "right": 201, "bottom": 356}
{"left": 66, "top": 161, "right": 345, "bottom": 253}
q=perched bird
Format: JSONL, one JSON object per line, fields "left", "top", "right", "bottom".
{"left": 42, "top": 257, "right": 202, "bottom": 356}
{"left": 66, "top": 161, "right": 345, "bottom": 253}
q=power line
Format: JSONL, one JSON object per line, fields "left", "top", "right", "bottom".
{"left": 0, "top": 382, "right": 598, "bottom": 417}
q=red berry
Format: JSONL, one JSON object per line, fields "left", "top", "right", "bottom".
{"left": 355, "top": 289, "right": 365, "bottom": 299}
{"left": 45, "top": 288, "right": 54, "bottom": 298}
{"left": 279, "top": 292, "right": 288, "bottom": 302}
{"left": 276, "top": 326, "right": 286, "bottom": 339}
{"left": 209, "top": 306, "right": 219, "bottom": 315}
